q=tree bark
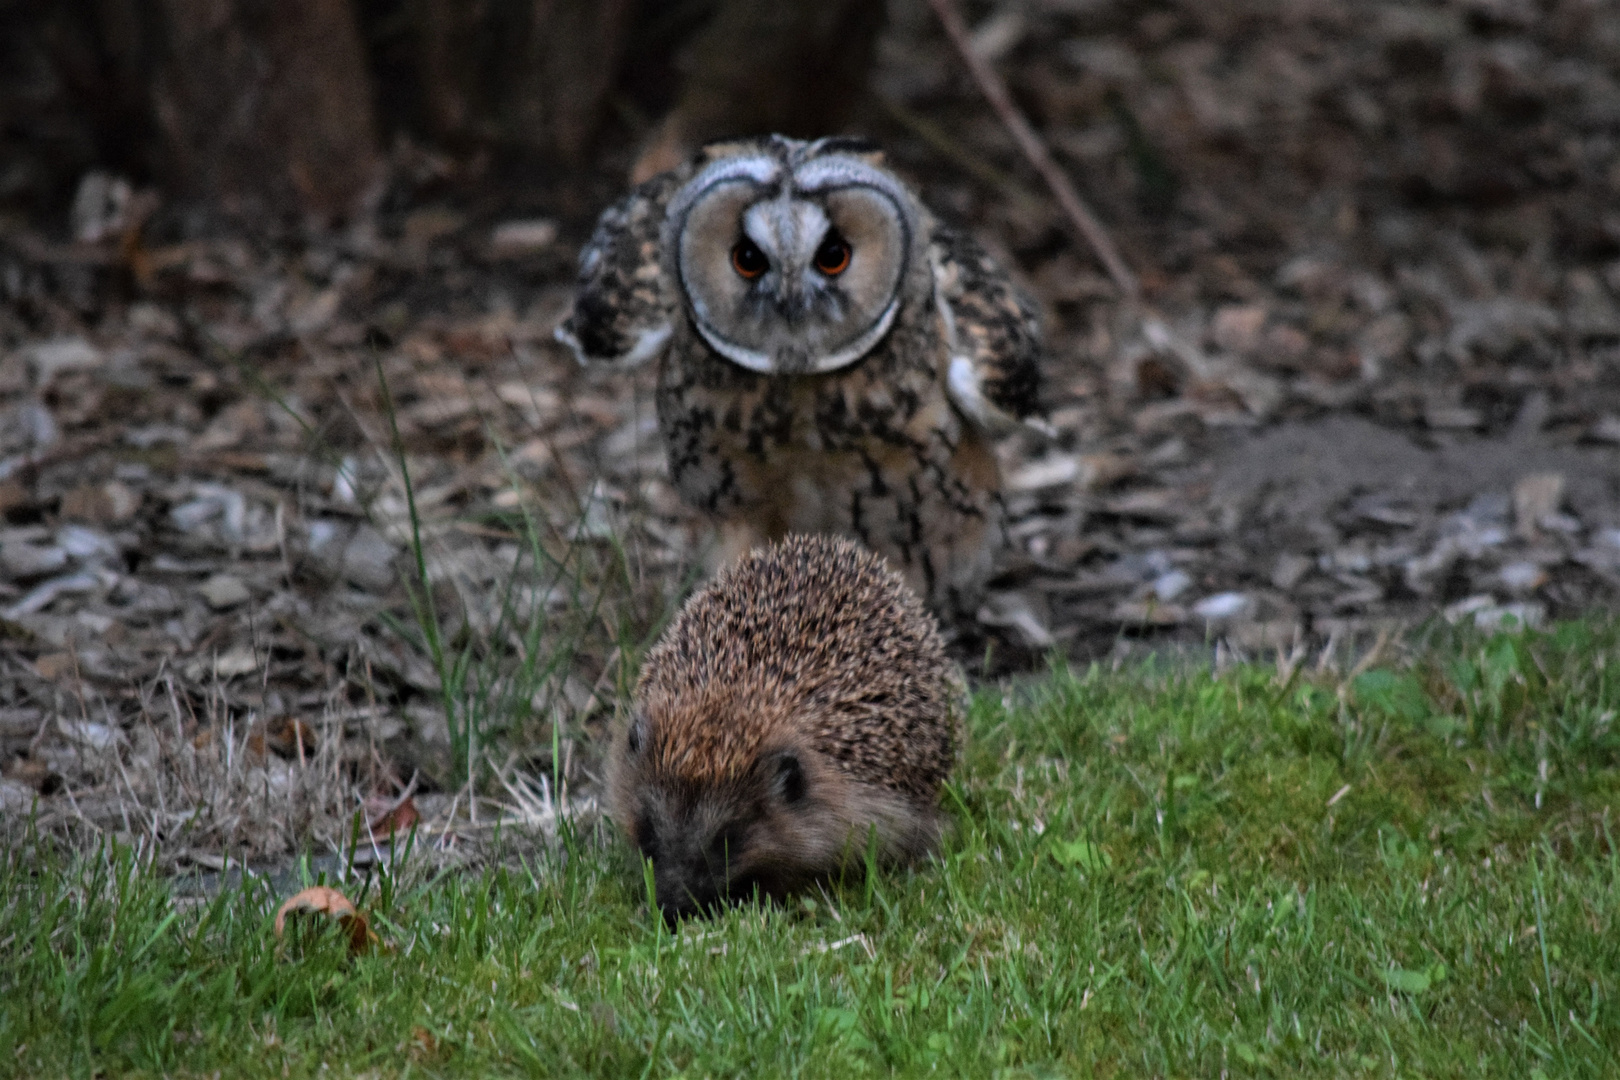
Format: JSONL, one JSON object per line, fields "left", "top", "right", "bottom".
{"left": 509, "top": 0, "right": 634, "bottom": 163}
{"left": 150, "top": 0, "right": 380, "bottom": 220}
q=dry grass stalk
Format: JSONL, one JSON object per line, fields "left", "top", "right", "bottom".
{"left": 925, "top": 0, "right": 1139, "bottom": 299}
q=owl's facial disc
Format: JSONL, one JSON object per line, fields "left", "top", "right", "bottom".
{"left": 677, "top": 174, "right": 909, "bottom": 375}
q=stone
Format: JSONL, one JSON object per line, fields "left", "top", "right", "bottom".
{"left": 1513, "top": 473, "right": 1565, "bottom": 539}
{"left": 198, "top": 573, "right": 251, "bottom": 610}
{"left": 1194, "top": 592, "right": 1251, "bottom": 620}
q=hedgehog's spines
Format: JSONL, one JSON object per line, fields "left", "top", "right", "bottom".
{"left": 610, "top": 534, "right": 961, "bottom": 918}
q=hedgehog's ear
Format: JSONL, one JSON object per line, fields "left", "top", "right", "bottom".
{"left": 626, "top": 711, "right": 647, "bottom": 756}
{"left": 768, "top": 751, "right": 806, "bottom": 805}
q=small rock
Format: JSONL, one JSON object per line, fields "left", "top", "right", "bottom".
{"left": 1499, "top": 561, "right": 1547, "bottom": 594}
{"left": 198, "top": 573, "right": 251, "bottom": 610}
{"left": 1473, "top": 602, "right": 1545, "bottom": 632}
{"left": 1194, "top": 592, "right": 1251, "bottom": 620}
{"left": 977, "top": 591, "right": 1056, "bottom": 649}
{"left": 1443, "top": 594, "right": 1497, "bottom": 623}
{"left": 1446, "top": 299, "right": 1559, "bottom": 362}
{"left": 57, "top": 525, "right": 120, "bottom": 564}
{"left": 1587, "top": 415, "right": 1620, "bottom": 444}
{"left": 1152, "top": 569, "right": 1192, "bottom": 601}
{"left": 5, "top": 569, "right": 114, "bottom": 618}
{"left": 57, "top": 716, "right": 121, "bottom": 751}
{"left": 0, "top": 400, "right": 59, "bottom": 455}
{"left": 1271, "top": 553, "right": 1312, "bottom": 590}
{"left": 0, "top": 779, "right": 37, "bottom": 812}
{"left": 1565, "top": 269, "right": 1620, "bottom": 338}
{"left": 0, "top": 542, "right": 68, "bottom": 580}
{"left": 1513, "top": 472, "right": 1565, "bottom": 539}
{"left": 69, "top": 171, "right": 133, "bottom": 243}
{"left": 1539, "top": 512, "right": 1582, "bottom": 535}
{"left": 213, "top": 644, "right": 259, "bottom": 678}
{"left": 25, "top": 337, "right": 104, "bottom": 386}
{"left": 340, "top": 526, "right": 399, "bottom": 591}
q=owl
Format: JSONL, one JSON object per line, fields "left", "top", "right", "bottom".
{"left": 556, "top": 135, "right": 1042, "bottom": 617}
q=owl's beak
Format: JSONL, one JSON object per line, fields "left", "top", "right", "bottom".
{"left": 742, "top": 198, "right": 833, "bottom": 325}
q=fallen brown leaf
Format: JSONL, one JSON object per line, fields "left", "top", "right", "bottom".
{"left": 0, "top": 479, "right": 29, "bottom": 515}
{"left": 33, "top": 652, "right": 76, "bottom": 681}
{"left": 405, "top": 1026, "right": 440, "bottom": 1062}
{"left": 369, "top": 795, "right": 420, "bottom": 837}
{"left": 273, "top": 885, "right": 378, "bottom": 955}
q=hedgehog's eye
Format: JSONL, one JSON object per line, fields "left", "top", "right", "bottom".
{"left": 626, "top": 714, "right": 644, "bottom": 755}
{"left": 634, "top": 813, "right": 658, "bottom": 859}
{"left": 770, "top": 752, "right": 806, "bottom": 805}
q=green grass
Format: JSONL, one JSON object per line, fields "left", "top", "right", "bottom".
{"left": 4, "top": 621, "right": 1618, "bottom": 1078}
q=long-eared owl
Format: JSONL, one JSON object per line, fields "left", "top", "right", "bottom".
{"left": 557, "top": 135, "right": 1042, "bottom": 617}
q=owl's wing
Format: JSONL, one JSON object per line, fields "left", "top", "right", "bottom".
{"left": 930, "top": 225, "right": 1046, "bottom": 435}
{"left": 554, "top": 169, "right": 688, "bottom": 367}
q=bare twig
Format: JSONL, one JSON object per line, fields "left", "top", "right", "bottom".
{"left": 925, "top": 0, "right": 1139, "bottom": 299}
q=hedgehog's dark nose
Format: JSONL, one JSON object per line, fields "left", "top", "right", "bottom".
{"left": 654, "top": 859, "right": 723, "bottom": 925}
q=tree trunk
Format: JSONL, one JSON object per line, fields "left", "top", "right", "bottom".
{"left": 150, "top": 0, "right": 380, "bottom": 221}
{"left": 509, "top": 0, "right": 634, "bottom": 163}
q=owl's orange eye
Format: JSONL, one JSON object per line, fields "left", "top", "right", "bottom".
{"left": 814, "top": 234, "right": 851, "bottom": 276}
{"left": 731, "top": 238, "right": 768, "bottom": 279}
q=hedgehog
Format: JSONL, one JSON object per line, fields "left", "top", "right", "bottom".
{"left": 608, "top": 534, "right": 963, "bottom": 921}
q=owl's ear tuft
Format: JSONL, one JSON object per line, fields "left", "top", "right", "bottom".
{"left": 814, "top": 136, "right": 885, "bottom": 165}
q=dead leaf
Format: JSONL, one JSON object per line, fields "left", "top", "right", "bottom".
{"left": 1112, "top": 599, "right": 1186, "bottom": 626}
{"left": 1210, "top": 304, "right": 1267, "bottom": 354}
{"left": 489, "top": 219, "right": 558, "bottom": 256}
{"left": 274, "top": 885, "right": 378, "bottom": 955}
{"left": 369, "top": 795, "right": 420, "bottom": 837}
{"left": 33, "top": 651, "right": 76, "bottom": 681}
{"left": 405, "top": 1027, "right": 440, "bottom": 1062}
{"left": 249, "top": 716, "right": 317, "bottom": 761}
{"left": 60, "top": 480, "right": 141, "bottom": 523}
{"left": 0, "top": 479, "right": 29, "bottom": 515}
{"left": 1513, "top": 472, "right": 1565, "bottom": 539}
{"left": 2, "top": 756, "right": 58, "bottom": 793}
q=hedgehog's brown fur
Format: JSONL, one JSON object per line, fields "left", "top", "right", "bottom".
{"left": 608, "top": 534, "right": 962, "bottom": 920}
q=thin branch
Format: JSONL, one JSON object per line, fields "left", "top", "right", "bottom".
{"left": 925, "top": 0, "right": 1140, "bottom": 299}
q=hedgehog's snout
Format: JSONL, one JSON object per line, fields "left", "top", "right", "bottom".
{"left": 634, "top": 795, "right": 758, "bottom": 923}
{"left": 648, "top": 820, "right": 755, "bottom": 924}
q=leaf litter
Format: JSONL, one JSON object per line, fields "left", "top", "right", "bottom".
{"left": 1, "top": 0, "right": 1619, "bottom": 873}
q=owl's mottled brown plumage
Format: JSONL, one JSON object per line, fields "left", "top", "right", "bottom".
{"left": 558, "top": 135, "right": 1043, "bottom": 617}
{"left": 607, "top": 534, "right": 962, "bottom": 920}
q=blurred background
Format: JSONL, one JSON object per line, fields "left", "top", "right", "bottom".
{"left": 3, "top": 0, "right": 1620, "bottom": 842}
